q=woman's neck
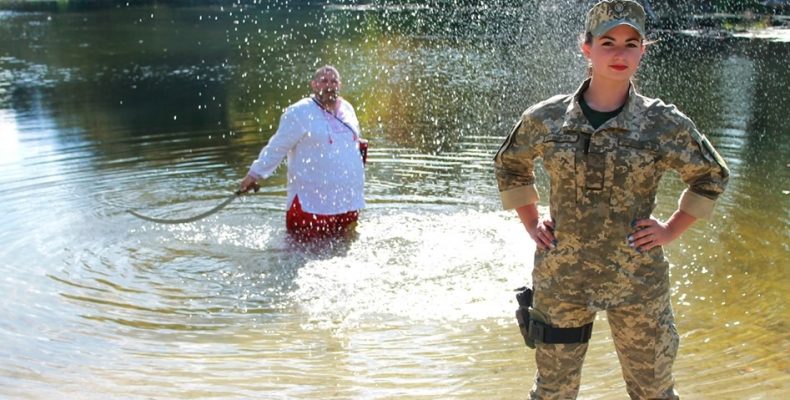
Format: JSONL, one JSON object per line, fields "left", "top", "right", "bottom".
{"left": 583, "top": 76, "right": 631, "bottom": 112}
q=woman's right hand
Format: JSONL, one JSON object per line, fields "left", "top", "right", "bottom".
{"left": 516, "top": 204, "right": 556, "bottom": 250}
{"left": 528, "top": 218, "right": 556, "bottom": 250}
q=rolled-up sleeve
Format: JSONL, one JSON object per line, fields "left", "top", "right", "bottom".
{"left": 494, "top": 114, "right": 545, "bottom": 210}
{"left": 667, "top": 118, "right": 730, "bottom": 219}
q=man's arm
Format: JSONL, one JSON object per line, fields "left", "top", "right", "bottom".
{"left": 241, "top": 107, "right": 305, "bottom": 191}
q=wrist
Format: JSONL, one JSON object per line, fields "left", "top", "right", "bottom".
{"left": 664, "top": 210, "right": 697, "bottom": 241}
{"left": 524, "top": 219, "right": 540, "bottom": 236}
{"left": 246, "top": 171, "right": 261, "bottom": 180}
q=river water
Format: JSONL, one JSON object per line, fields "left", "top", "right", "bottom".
{"left": 0, "top": 2, "right": 787, "bottom": 399}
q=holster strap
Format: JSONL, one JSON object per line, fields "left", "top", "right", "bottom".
{"left": 529, "top": 319, "right": 593, "bottom": 344}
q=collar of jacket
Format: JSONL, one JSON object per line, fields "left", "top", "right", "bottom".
{"left": 561, "top": 78, "right": 642, "bottom": 135}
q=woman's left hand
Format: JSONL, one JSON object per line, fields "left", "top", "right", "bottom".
{"left": 627, "top": 218, "right": 674, "bottom": 252}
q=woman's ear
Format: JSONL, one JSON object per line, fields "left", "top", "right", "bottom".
{"left": 581, "top": 42, "right": 591, "bottom": 59}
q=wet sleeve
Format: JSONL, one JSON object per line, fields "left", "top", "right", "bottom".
{"left": 493, "top": 113, "right": 545, "bottom": 210}
{"left": 666, "top": 118, "right": 730, "bottom": 219}
{"left": 248, "top": 107, "right": 306, "bottom": 179}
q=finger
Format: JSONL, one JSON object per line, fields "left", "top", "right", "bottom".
{"left": 543, "top": 219, "right": 555, "bottom": 231}
{"left": 633, "top": 218, "right": 656, "bottom": 229}
{"left": 547, "top": 234, "right": 557, "bottom": 248}
{"left": 629, "top": 232, "right": 658, "bottom": 250}
{"left": 534, "top": 230, "right": 547, "bottom": 249}
{"left": 239, "top": 178, "right": 259, "bottom": 194}
{"left": 642, "top": 242, "right": 658, "bottom": 251}
{"left": 638, "top": 240, "right": 659, "bottom": 252}
{"left": 628, "top": 227, "right": 653, "bottom": 242}
{"left": 534, "top": 229, "right": 553, "bottom": 250}
{"left": 533, "top": 233, "right": 549, "bottom": 250}
{"left": 633, "top": 235, "right": 654, "bottom": 248}
{"left": 539, "top": 228, "right": 557, "bottom": 249}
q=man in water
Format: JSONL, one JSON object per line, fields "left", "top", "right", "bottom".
{"left": 239, "top": 65, "right": 366, "bottom": 240}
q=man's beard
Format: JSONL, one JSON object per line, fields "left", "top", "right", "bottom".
{"left": 318, "top": 90, "right": 338, "bottom": 103}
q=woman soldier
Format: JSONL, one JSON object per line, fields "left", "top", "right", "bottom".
{"left": 494, "top": 1, "right": 729, "bottom": 399}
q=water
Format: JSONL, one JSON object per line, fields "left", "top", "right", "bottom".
{"left": 0, "top": 2, "right": 788, "bottom": 399}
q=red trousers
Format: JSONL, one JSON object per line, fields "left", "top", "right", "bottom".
{"left": 285, "top": 196, "right": 359, "bottom": 241}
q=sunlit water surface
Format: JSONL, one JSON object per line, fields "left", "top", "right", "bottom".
{"left": 0, "top": 2, "right": 787, "bottom": 399}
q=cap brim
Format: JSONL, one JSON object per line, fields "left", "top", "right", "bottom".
{"left": 590, "top": 20, "right": 645, "bottom": 38}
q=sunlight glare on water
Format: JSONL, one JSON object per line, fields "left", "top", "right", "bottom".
{"left": 0, "top": 110, "right": 21, "bottom": 163}
{"left": 292, "top": 210, "right": 533, "bottom": 328}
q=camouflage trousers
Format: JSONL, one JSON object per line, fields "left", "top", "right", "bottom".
{"left": 528, "top": 290, "right": 680, "bottom": 400}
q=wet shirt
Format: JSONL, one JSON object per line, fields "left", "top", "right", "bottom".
{"left": 248, "top": 97, "right": 365, "bottom": 215}
{"left": 494, "top": 80, "right": 729, "bottom": 309}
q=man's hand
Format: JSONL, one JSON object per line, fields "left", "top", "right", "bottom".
{"left": 239, "top": 175, "right": 260, "bottom": 194}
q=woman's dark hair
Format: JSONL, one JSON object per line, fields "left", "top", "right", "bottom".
{"left": 579, "top": 32, "right": 593, "bottom": 76}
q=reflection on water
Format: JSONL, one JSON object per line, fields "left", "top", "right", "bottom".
{"left": 0, "top": 2, "right": 788, "bottom": 399}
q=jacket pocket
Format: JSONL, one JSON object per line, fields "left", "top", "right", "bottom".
{"left": 541, "top": 133, "right": 579, "bottom": 182}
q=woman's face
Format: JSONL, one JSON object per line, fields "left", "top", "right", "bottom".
{"left": 582, "top": 24, "right": 644, "bottom": 83}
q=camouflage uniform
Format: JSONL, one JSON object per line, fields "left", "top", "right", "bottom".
{"left": 494, "top": 80, "right": 729, "bottom": 399}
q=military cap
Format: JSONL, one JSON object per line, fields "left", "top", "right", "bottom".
{"left": 585, "top": 0, "right": 646, "bottom": 38}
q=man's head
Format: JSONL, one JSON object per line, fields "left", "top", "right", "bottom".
{"left": 311, "top": 65, "right": 341, "bottom": 106}
{"left": 585, "top": 0, "right": 646, "bottom": 39}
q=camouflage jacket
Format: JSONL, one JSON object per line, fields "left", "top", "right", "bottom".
{"left": 494, "top": 79, "right": 729, "bottom": 308}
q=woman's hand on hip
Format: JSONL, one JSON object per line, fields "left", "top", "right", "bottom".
{"left": 628, "top": 210, "right": 698, "bottom": 252}
{"left": 516, "top": 204, "right": 556, "bottom": 251}
{"left": 627, "top": 218, "right": 674, "bottom": 252}
{"left": 529, "top": 218, "right": 557, "bottom": 251}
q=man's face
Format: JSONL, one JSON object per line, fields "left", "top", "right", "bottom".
{"left": 311, "top": 69, "right": 341, "bottom": 105}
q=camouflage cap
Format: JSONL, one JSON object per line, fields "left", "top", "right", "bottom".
{"left": 585, "top": 0, "right": 646, "bottom": 38}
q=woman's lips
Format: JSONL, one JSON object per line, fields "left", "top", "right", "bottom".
{"left": 610, "top": 65, "right": 628, "bottom": 71}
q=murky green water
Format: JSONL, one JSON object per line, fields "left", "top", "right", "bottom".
{"left": 0, "top": 2, "right": 787, "bottom": 399}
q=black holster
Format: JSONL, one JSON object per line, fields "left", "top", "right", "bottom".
{"left": 514, "top": 286, "right": 534, "bottom": 348}
{"left": 514, "top": 286, "right": 594, "bottom": 349}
